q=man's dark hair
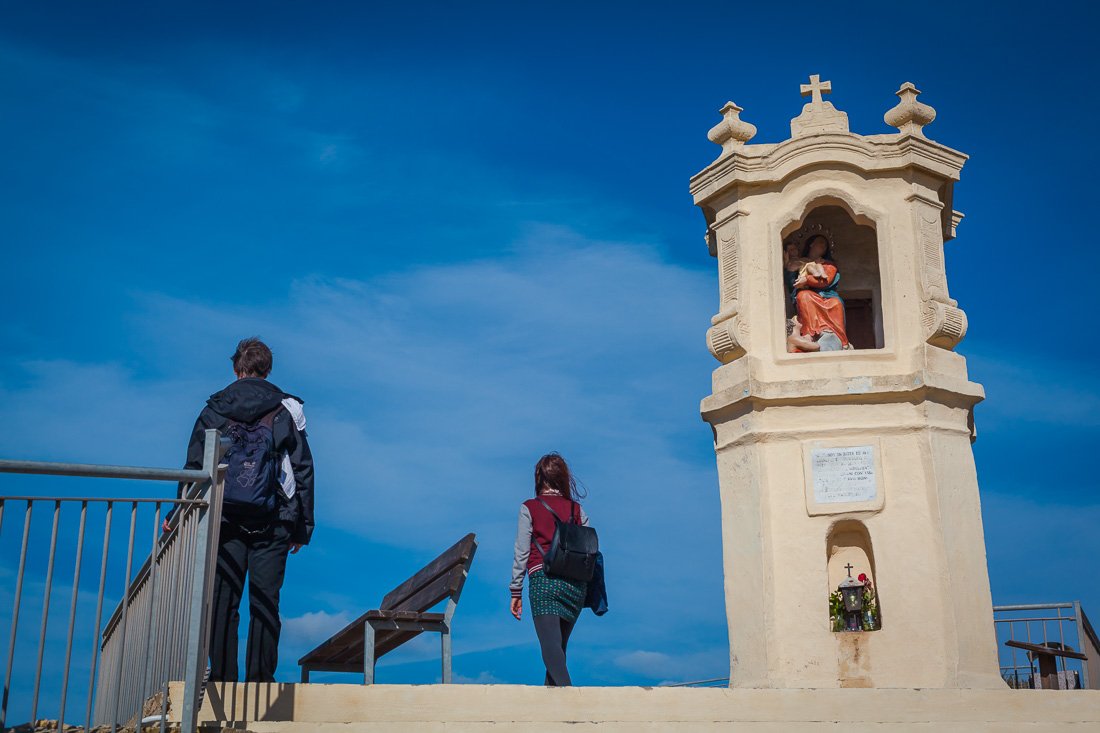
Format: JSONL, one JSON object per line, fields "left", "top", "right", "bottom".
{"left": 231, "top": 338, "right": 273, "bottom": 378}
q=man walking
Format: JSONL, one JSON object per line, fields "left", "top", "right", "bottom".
{"left": 180, "top": 337, "right": 315, "bottom": 682}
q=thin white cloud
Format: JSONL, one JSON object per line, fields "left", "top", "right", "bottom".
{"left": 614, "top": 648, "right": 727, "bottom": 683}
{"left": 280, "top": 609, "right": 353, "bottom": 647}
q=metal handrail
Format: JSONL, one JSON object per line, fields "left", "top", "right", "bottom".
{"left": 661, "top": 677, "right": 731, "bottom": 687}
{"left": 98, "top": 490, "right": 209, "bottom": 643}
{"left": 0, "top": 460, "right": 208, "bottom": 483}
{"left": 0, "top": 496, "right": 209, "bottom": 504}
{"left": 993, "top": 601, "right": 1099, "bottom": 690}
{"left": 0, "top": 430, "right": 225, "bottom": 733}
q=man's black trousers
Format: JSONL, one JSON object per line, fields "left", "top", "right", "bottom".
{"left": 208, "top": 517, "right": 291, "bottom": 682}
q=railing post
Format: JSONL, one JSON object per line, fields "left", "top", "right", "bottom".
{"left": 0, "top": 501, "right": 33, "bottom": 730}
{"left": 1075, "top": 601, "right": 1090, "bottom": 690}
{"left": 180, "top": 430, "right": 224, "bottom": 733}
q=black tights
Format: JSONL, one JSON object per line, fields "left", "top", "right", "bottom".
{"left": 533, "top": 614, "right": 576, "bottom": 686}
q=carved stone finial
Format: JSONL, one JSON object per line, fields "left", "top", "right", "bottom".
{"left": 790, "top": 74, "right": 849, "bottom": 137}
{"left": 885, "top": 82, "right": 936, "bottom": 136}
{"left": 708, "top": 102, "right": 757, "bottom": 153}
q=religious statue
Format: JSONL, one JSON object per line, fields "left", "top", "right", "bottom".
{"left": 783, "top": 233, "right": 850, "bottom": 352}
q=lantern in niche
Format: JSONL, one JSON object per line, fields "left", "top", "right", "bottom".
{"left": 838, "top": 563, "right": 866, "bottom": 632}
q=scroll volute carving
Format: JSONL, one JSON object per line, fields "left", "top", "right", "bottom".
{"left": 913, "top": 199, "right": 967, "bottom": 350}
{"left": 707, "top": 210, "right": 748, "bottom": 362}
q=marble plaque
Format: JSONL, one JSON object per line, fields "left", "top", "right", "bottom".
{"left": 811, "top": 445, "right": 876, "bottom": 504}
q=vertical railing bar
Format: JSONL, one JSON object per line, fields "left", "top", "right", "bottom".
{"left": 158, "top": 518, "right": 178, "bottom": 687}
{"left": 134, "top": 584, "right": 150, "bottom": 715}
{"left": 160, "top": 511, "right": 176, "bottom": 685}
{"left": 148, "top": 514, "right": 168, "bottom": 713}
{"left": 84, "top": 501, "right": 113, "bottom": 733}
{"left": 109, "top": 501, "right": 139, "bottom": 732}
{"left": 168, "top": 513, "right": 184, "bottom": 679}
{"left": 159, "top": 679, "right": 169, "bottom": 733}
{"left": 182, "top": 505, "right": 199, "bottom": 675}
{"left": 180, "top": 430, "right": 224, "bottom": 733}
{"left": 57, "top": 500, "right": 87, "bottom": 726}
{"left": 1, "top": 500, "right": 34, "bottom": 730}
{"left": 171, "top": 504, "right": 186, "bottom": 683}
{"left": 122, "top": 587, "right": 139, "bottom": 722}
{"left": 177, "top": 504, "right": 195, "bottom": 722}
{"left": 1075, "top": 601, "right": 1090, "bottom": 690}
{"left": 31, "top": 500, "right": 62, "bottom": 722}
{"left": 1056, "top": 609, "right": 1067, "bottom": 676}
{"left": 170, "top": 516, "right": 184, "bottom": 676}
{"left": 140, "top": 503, "right": 163, "bottom": 716}
{"left": 172, "top": 509, "right": 191, "bottom": 679}
{"left": 152, "top": 522, "right": 168, "bottom": 690}
{"left": 1042, "top": 618, "right": 1050, "bottom": 682}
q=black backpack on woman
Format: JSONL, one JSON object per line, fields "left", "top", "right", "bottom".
{"left": 534, "top": 498, "right": 600, "bottom": 582}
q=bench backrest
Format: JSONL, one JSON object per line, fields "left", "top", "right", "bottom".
{"left": 379, "top": 533, "right": 477, "bottom": 613}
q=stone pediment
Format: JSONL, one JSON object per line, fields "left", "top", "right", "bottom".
{"left": 692, "top": 77, "right": 966, "bottom": 206}
{"left": 690, "top": 132, "right": 968, "bottom": 204}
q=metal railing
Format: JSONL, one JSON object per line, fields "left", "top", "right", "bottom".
{"left": 993, "top": 602, "right": 1100, "bottom": 690}
{"left": 660, "top": 677, "right": 730, "bottom": 687}
{"left": 0, "top": 430, "right": 225, "bottom": 732}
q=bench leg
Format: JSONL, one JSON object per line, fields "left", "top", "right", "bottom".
{"left": 363, "top": 621, "right": 376, "bottom": 685}
{"left": 301, "top": 666, "right": 310, "bottom": 683}
{"left": 441, "top": 624, "right": 452, "bottom": 684}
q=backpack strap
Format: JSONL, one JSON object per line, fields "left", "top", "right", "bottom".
{"left": 536, "top": 498, "right": 562, "bottom": 525}
{"left": 536, "top": 497, "right": 577, "bottom": 525}
{"left": 259, "top": 406, "right": 281, "bottom": 429}
{"left": 531, "top": 498, "right": 572, "bottom": 561}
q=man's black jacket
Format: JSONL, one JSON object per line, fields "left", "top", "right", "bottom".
{"left": 181, "top": 377, "right": 315, "bottom": 545}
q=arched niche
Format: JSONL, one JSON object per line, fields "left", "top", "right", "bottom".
{"left": 780, "top": 201, "right": 884, "bottom": 351}
{"left": 826, "top": 520, "right": 882, "bottom": 631}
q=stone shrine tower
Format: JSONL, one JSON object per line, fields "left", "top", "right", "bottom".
{"left": 691, "top": 76, "right": 1003, "bottom": 689}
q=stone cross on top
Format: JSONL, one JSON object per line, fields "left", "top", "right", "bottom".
{"left": 791, "top": 73, "right": 849, "bottom": 138}
{"left": 800, "top": 74, "right": 832, "bottom": 110}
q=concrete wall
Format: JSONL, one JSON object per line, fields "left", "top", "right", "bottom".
{"left": 168, "top": 682, "right": 1100, "bottom": 731}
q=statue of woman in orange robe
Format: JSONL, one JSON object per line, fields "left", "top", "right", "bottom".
{"left": 790, "top": 234, "right": 849, "bottom": 351}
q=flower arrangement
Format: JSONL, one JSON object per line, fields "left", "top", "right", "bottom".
{"left": 829, "top": 572, "right": 881, "bottom": 632}
{"left": 857, "top": 573, "right": 881, "bottom": 631}
{"left": 828, "top": 590, "right": 846, "bottom": 631}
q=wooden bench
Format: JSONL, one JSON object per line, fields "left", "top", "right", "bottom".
{"left": 298, "top": 533, "right": 477, "bottom": 684}
{"left": 1005, "top": 639, "right": 1088, "bottom": 689}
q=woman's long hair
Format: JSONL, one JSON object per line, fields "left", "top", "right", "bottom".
{"left": 534, "top": 453, "right": 586, "bottom": 501}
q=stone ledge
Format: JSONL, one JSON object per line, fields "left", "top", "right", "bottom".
{"left": 700, "top": 369, "right": 984, "bottom": 424}
{"left": 167, "top": 683, "right": 1100, "bottom": 729}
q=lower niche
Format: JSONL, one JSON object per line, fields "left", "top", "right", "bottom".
{"left": 826, "top": 520, "right": 882, "bottom": 632}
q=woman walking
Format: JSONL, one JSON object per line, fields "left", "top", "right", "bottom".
{"left": 510, "top": 453, "right": 590, "bottom": 686}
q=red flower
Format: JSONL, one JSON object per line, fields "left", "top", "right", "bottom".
{"left": 858, "top": 573, "right": 869, "bottom": 583}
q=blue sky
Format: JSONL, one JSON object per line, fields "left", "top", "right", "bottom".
{"left": 1, "top": 0, "right": 1098, "bottom": 719}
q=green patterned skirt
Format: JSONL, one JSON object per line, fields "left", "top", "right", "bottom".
{"left": 528, "top": 569, "right": 588, "bottom": 623}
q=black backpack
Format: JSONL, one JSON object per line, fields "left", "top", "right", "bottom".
{"left": 534, "top": 498, "right": 600, "bottom": 582}
{"left": 222, "top": 408, "right": 281, "bottom": 515}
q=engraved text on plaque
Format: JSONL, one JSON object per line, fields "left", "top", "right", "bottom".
{"left": 811, "top": 445, "right": 876, "bottom": 504}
